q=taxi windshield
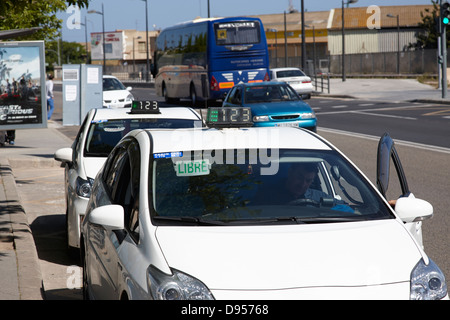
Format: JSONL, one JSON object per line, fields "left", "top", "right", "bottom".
{"left": 244, "top": 85, "right": 300, "bottom": 103}
{"left": 151, "top": 149, "right": 394, "bottom": 225}
{"left": 84, "top": 118, "right": 199, "bottom": 157}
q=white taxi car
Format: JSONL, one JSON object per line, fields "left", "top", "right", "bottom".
{"left": 81, "top": 108, "right": 447, "bottom": 300}
{"left": 270, "top": 67, "right": 313, "bottom": 99}
{"left": 54, "top": 103, "right": 203, "bottom": 255}
{"left": 102, "top": 75, "right": 134, "bottom": 108}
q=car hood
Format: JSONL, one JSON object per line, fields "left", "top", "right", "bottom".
{"left": 155, "top": 220, "right": 422, "bottom": 291}
{"left": 82, "top": 157, "right": 107, "bottom": 179}
{"left": 246, "top": 101, "right": 313, "bottom": 115}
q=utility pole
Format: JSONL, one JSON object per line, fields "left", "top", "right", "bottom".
{"left": 440, "top": 0, "right": 449, "bottom": 98}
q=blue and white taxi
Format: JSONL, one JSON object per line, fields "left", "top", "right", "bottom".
{"left": 54, "top": 103, "right": 202, "bottom": 255}
{"left": 81, "top": 106, "right": 447, "bottom": 300}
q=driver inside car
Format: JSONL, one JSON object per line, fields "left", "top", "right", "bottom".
{"left": 256, "top": 162, "right": 353, "bottom": 212}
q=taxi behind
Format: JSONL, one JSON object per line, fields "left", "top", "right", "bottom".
{"left": 222, "top": 81, "right": 316, "bottom": 132}
{"left": 81, "top": 107, "right": 447, "bottom": 300}
{"left": 54, "top": 102, "right": 202, "bottom": 254}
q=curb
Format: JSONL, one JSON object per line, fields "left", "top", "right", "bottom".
{"left": 0, "top": 157, "right": 44, "bottom": 300}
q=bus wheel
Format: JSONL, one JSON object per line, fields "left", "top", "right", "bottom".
{"left": 163, "top": 84, "right": 170, "bottom": 103}
{"left": 190, "top": 84, "right": 197, "bottom": 107}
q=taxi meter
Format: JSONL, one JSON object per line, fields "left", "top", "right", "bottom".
{"left": 206, "top": 107, "right": 253, "bottom": 127}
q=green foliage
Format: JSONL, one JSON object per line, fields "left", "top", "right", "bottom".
{"left": 0, "top": 0, "right": 90, "bottom": 40}
{"left": 410, "top": 0, "right": 450, "bottom": 49}
{"left": 45, "top": 40, "right": 88, "bottom": 72}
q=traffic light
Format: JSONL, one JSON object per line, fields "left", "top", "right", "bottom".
{"left": 441, "top": 1, "right": 450, "bottom": 26}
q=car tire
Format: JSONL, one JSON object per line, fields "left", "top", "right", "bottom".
{"left": 81, "top": 238, "right": 91, "bottom": 300}
{"left": 66, "top": 208, "right": 80, "bottom": 261}
{"left": 190, "top": 83, "right": 197, "bottom": 107}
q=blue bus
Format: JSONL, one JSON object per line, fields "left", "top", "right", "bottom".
{"left": 152, "top": 17, "right": 270, "bottom": 105}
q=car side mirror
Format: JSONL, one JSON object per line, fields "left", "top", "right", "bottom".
{"left": 54, "top": 147, "right": 73, "bottom": 164}
{"left": 394, "top": 193, "right": 433, "bottom": 223}
{"left": 126, "top": 86, "right": 132, "bottom": 91}
{"left": 89, "top": 205, "right": 124, "bottom": 230}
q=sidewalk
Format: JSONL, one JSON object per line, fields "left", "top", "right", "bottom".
{"left": 0, "top": 78, "right": 448, "bottom": 300}
{"left": 320, "top": 77, "right": 450, "bottom": 103}
{"left": 0, "top": 121, "right": 73, "bottom": 300}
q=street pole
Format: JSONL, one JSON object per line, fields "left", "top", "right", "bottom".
{"left": 341, "top": 0, "right": 358, "bottom": 82}
{"left": 342, "top": 0, "right": 346, "bottom": 81}
{"left": 442, "top": 24, "right": 447, "bottom": 98}
{"left": 101, "top": 3, "right": 105, "bottom": 72}
{"left": 142, "top": 0, "right": 150, "bottom": 82}
{"left": 284, "top": 11, "right": 288, "bottom": 67}
{"left": 301, "top": 0, "right": 306, "bottom": 70}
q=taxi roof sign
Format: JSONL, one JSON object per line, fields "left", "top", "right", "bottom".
{"left": 206, "top": 107, "right": 253, "bottom": 128}
{"left": 130, "top": 100, "right": 161, "bottom": 114}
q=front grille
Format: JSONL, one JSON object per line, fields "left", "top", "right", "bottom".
{"left": 271, "top": 114, "right": 299, "bottom": 120}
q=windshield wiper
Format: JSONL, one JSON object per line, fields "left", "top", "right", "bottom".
{"left": 153, "top": 216, "right": 226, "bottom": 226}
{"left": 295, "top": 216, "right": 364, "bottom": 224}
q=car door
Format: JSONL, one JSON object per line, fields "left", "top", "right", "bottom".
{"left": 67, "top": 114, "right": 90, "bottom": 213}
{"left": 376, "top": 132, "right": 424, "bottom": 246}
{"left": 88, "top": 141, "right": 132, "bottom": 299}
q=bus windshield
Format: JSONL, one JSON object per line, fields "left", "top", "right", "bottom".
{"left": 214, "top": 21, "right": 261, "bottom": 46}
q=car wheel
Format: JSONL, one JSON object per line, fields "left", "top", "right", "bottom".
{"left": 65, "top": 207, "right": 80, "bottom": 261}
{"left": 81, "top": 239, "right": 91, "bottom": 300}
{"left": 163, "top": 84, "right": 170, "bottom": 103}
{"left": 190, "top": 84, "right": 197, "bottom": 107}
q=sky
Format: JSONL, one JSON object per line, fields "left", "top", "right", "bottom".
{"left": 59, "top": 0, "right": 435, "bottom": 43}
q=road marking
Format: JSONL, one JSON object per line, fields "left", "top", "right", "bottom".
{"left": 332, "top": 105, "right": 349, "bottom": 108}
{"left": 358, "top": 103, "right": 374, "bottom": 107}
{"left": 319, "top": 127, "right": 450, "bottom": 154}
{"left": 350, "top": 110, "right": 417, "bottom": 120}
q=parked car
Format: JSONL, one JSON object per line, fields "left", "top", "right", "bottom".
{"left": 54, "top": 104, "right": 203, "bottom": 254}
{"left": 222, "top": 81, "right": 316, "bottom": 132}
{"left": 81, "top": 119, "right": 447, "bottom": 300}
{"left": 270, "top": 67, "right": 313, "bottom": 99}
{"left": 102, "top": 75, "right": 134, "bottom": 108}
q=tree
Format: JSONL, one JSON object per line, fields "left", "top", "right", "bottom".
{"left": 409, "top": 0, "right": 450, "bottom": 49}
{"left": 0, "top": 0, "right": 90, "bottom": 40}
{"left": 46, "top": 40, "right": 87, "bottom": 73}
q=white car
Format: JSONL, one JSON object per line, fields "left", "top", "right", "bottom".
{"left": 81, "top": 110, "right": 447, "bottom": 300}
{"left": 54, "top": 104, "right": 203, "bottom": 255}
{"left": 270, "top": 67, "right": 313, "bottom": 99}
{"left": 103, "top": 75, "right": 134, "bottom": 108}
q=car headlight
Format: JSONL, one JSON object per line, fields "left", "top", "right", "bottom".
{"left": 76, "top": 176, "right": 94, "bottom": 198}
{"left": 147, "top": 265, "right": 214, "bottom": 300}
{"left": 410, "top": 258, "right": 447, "bottom": 300}
{"left": 253, "top": 115, "right": 269, "bottom": 122}
{"left": 300, "top": 112, "right": 316, "bottom": 119}
{"left": 126, "top": 93, "right": 134, "bottom": 102}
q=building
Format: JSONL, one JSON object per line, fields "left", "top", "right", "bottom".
{"left": 90, "top": 29, "right": 159, "bottom": 79}
{"left": 88, "top": 4, "right": 437, "bottom": 78}
{"left": 327, "top": 5, "right": 434, "bottom": 55}
{"left": 254, "top": 4, "right": 436, "bottom": 75}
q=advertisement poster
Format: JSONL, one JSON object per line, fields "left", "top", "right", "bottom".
{"left": 0, "top": 41, "right": 46, "bottom": 130}
{"left": 90, "top": 31, "right": 124, "bottom": 61}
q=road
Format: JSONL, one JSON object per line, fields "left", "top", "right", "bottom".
{"left": 20, "top": 86, "right": 450, "bottom": 299}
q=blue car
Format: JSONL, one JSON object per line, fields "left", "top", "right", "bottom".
{"left": 222, "top": 81, "right": 317, "bottom": 131}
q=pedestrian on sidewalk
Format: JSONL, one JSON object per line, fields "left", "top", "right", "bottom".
{"left": 46, "top": 73, "right": 54, "bottom": 120}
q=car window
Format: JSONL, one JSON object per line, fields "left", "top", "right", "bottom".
{"left": 103, "top": 77, "right": 126, "bottom": 91}
{"left": 151, "top": 149, "right": 394, "bottom": 225}
{"left": 232, "top": 87, "right": 242, "bottom": 104}
{"left": 244, "top": 85, "right": 299, "bottom": 103}
{"left": 276, "top": 69, "right": 306, "bottom": 78}
{"left": 84, "top": 118, "right": 200, "bottom": 157}
{"left": 225, "top": 87, "right": 236, "bottom": 104}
